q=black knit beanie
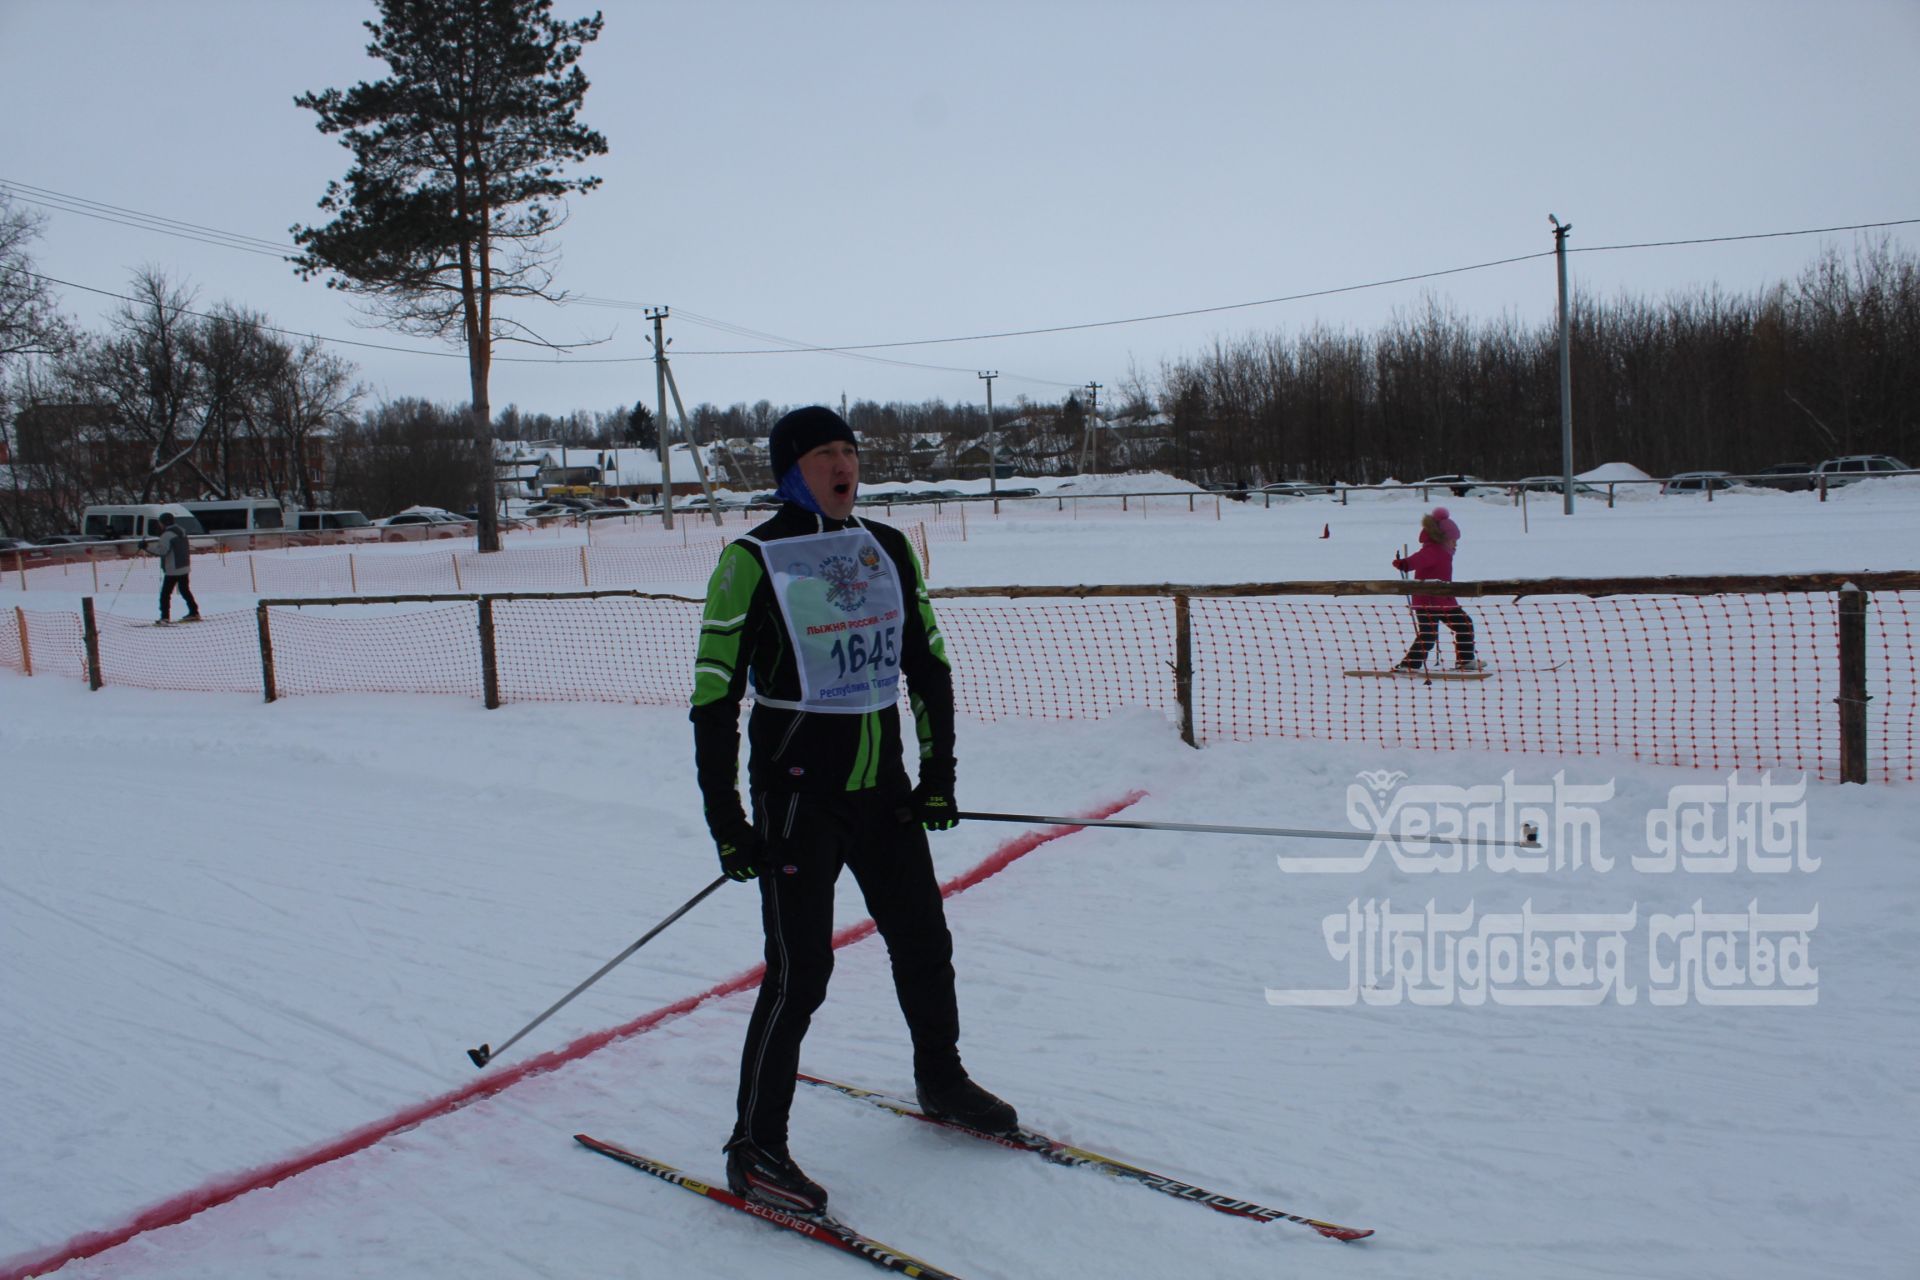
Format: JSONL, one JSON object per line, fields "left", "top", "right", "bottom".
{"left": 768, "top": 407, "right": 857, "bottom": 481}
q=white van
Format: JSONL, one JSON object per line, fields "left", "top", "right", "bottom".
{"left": 81, "top": 503, "right": 207, "bottom": 541}
{"left": 184, "top": 498, "right": 285, "bottom": 532}
{"left": 291, "top": 510, "right": 372, "bottom": 531}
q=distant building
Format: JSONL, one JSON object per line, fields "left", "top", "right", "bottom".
{"left": 496, "top": 440, "right": 730, "bottom": 502}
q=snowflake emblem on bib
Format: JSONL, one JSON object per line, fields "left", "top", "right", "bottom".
{"left": 818, "top": 554, "right": 869, "bottom": 613}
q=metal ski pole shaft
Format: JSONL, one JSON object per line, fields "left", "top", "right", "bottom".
{"left": 467, "top": 875, "right": 728, "bottom": 1069}
{"left": 957, "top": 810, "right": 1541, "bottom": 849}
{"left": 104, "top": 548, "right": 141, "bottom": 614}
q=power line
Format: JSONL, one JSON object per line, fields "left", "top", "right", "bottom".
{"left": 1574, "top": 218, "right": 1920, "bottom": 255}
{"left": 10, "top": 175, "right": 1917, "bottom": 374}
{"left": 667, "top": 251, "right": 1558, "bottom": 355}
{"left": 0, "top": 178, "right": 294, "bottom": 258}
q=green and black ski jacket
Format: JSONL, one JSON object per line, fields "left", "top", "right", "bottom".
{"left": 689, "top": 505, "right": 955, "bottom": 830}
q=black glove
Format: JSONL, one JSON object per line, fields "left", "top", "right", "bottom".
{"left": 711, "top": 812, "right": 763, "bottom": 882}
{"left": 911, "top": 758, "right": 959, "bottom": 831}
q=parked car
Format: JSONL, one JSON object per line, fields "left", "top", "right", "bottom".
{"left": 1662, "top": 470, "right": 1737, "bottom": 495}
{"left": 1259, "top": 480, "right": 1332, "bottom": 497}
{"left": 377, "top": 507, "right": 464, "bottom": 527}
{"left": 1814, "top": 454, "right": 1910, "bottom": 486}
{"left": 1511, "top": 476, "right": 1599, "bottom": 496}
{"left": 0, "top": 536, "right": 39, "bottom": 551}
{"left": 34, "top": 533, "right": 109, "bottom": 545}
{"left": 522, "top": 502, "right": 583, "bottom": 519}
{"left": 1750, "top": 463, "right": 1814, "bottom": 492}
{"left": 1416, "top": 474, "right": 1497, "bottom": 497}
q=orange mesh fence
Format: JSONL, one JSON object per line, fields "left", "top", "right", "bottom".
{"left": 6, "top": 583, "right": 1913, "bottom": 782}
{"left": 1, "top": 607, "right": 22, "bottom": 674}
{"left": 8, "top": 607, "right": 88, "bottom": 679}
{"left": 1190, "top": 594, "right": 1861, "bottom": 777}
{"left": 938, "top": 597, "right": 1178, "bottom": 721}
{"left": 95, "top": 612, "right": 269, "bottom": 694}
{"left": 964, "top": 493, "right": 1234, "bottom": 522}
{"left": 268, "top": 605, "right": 484, "bottom": 697}
{"left": 1875, "top": 591, "right": 1918, "bottom": 783}
{"left": 11, "top": 521, "right": 935, "bottom": 598}
{"left": 493, "top": 596, "right": 703, "bottom": 704}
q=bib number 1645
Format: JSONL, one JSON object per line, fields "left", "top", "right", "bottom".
{"left": 831, "top": 626, "right": 899, "bottom": 678}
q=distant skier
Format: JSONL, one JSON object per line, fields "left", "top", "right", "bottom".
{"left": 689, "top": 406, "right": 1017, "bottom": 1217}
{"left": 145, "top": 512, "right": 201, "bottom": 625}
{"left": 1391, "top": 506, "right": 1480, "bottom": 672}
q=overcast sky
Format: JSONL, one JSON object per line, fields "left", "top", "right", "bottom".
{"left": 3, "top": 0, "right": 1917, "bottom": 421}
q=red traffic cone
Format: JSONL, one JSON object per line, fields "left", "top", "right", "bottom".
{"left": 1320, "top": 523, "right": 1330, "bottom": 539}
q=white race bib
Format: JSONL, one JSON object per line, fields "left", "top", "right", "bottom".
{"left": 753, "top": 526, "right": 906, "bottom": 714}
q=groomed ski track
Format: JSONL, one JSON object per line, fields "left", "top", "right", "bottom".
{"left": 0, "top": 791, "right": 1144, "bottom": 1280}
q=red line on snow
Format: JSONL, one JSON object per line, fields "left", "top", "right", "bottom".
{"left": 1, "top": 791, "right": 1146, "bottom": 1280}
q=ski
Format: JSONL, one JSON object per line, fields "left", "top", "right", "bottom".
{"left": 1345, "top": 667, "right": 1490, "bottom": 680}
{"left": 798, "top": 1075, "right": 1373, "bottom": 1242}
{"left": 574, "top": 1134, "right": 966, "bottom": 1279}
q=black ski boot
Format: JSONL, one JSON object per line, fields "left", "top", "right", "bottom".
{"left": 725, "top": 1138, "right": 828, "bottom": 1215}
{"left": 917, "top": 1075, "right": 1018, "bottom": 1135}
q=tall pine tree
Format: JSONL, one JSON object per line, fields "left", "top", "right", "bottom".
{"left": 292, "top": 0, "right": 608, "bottom": 551}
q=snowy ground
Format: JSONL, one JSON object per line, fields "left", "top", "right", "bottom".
{"left": 3, "top": 480, "right": 1919, "bottom": 1278}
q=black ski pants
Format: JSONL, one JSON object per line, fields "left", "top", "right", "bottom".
{"left": 159, "top": 574, "right": 198, "bottom": 619}
{"left": 732, "top": 789, "right": 963, "bottom": 1151}
{"left": 1402, "top": 605, "right": 1475, "bottom": 667}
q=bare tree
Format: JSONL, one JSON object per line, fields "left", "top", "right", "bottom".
{"left": 0, "top": 193, "right": 74, "bottom": 367}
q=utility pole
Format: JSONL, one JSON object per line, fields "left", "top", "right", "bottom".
{"left": 1085, "top": 381, "right": 1102, "bottom": 474}
{"left": 647, "top": 306, "right": 673, "bottom": 530}
{"left": 662, "top": 361, "right": 725, "bottom": 525}
{"left": 978, "top": 371, "right": 999, "bottom": 498}
{"left": 1549, "top": 215, "right": 1575, "bottom": 515}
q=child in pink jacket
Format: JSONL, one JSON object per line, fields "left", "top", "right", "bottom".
{"left": 1390, "top": 507, "right": 1481, "bottom": 671}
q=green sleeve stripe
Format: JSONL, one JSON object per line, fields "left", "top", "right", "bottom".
{"left": 910, "top": 692, "right": 934, "bottom": 759}
{"left": 693, "top": 545, "right": 764, "bottom": 708}
{"left": 903, "top": 541, "right": 950, "bottom": 669}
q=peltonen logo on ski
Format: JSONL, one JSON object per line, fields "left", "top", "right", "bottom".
{"left": 798, "top": 1074, "right": 1374, "bottom": 1242}
{"left": 574, "top": 1133, "right": 966, "bottom": 1279}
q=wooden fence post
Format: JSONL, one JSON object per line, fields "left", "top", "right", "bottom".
{"left": 1837, "top": 585, "right": 1869, "bottom": 784}
{"left": 15, "top": 605, "right": 31, "bottom": 677}
{"left": 81, "top": 597, "right": 102, "bottom": 691}
{"left": 580, "top": 545, "right": 590, "bottom": 587}
{"left": 478, "top": 596, "right": 501, "bottom": 709}
{"left": 257, "top": 602, "right": 277, "bottom": 703}
{"left": 1174, "top": 592, "right": 1196, "bottom": 748}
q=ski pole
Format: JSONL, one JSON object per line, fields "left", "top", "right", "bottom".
{"left": 103, "top": 546, "right": 141, "bottom": 614}
{"left": 467, "top": 875, "right": 727, "bottom": 1069}
{"left": 956, "top": 810, "right": 1541, "bottom": 849}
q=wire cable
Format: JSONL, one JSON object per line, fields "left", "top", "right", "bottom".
{"left": 9, "top": 175, "right": 1915, "bottom": 373}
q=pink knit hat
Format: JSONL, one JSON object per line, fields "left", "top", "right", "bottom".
{"left": 1421, "top": 506, "right": 1461, "bottom": 545}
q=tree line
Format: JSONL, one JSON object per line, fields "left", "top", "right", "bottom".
{"left": 1146, "top": 239, "right": 1918, "bottom": 487}
{"left": 5, "top": 187, "right": 1915, "bottom": 539}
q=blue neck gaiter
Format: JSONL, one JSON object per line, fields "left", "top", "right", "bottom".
{"left": 776, "top": 466, "right": 824, "bottom": 515}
